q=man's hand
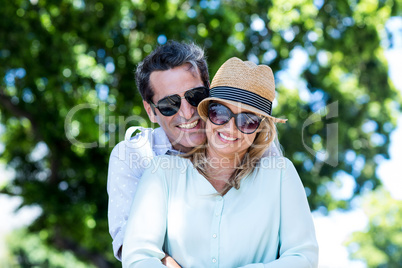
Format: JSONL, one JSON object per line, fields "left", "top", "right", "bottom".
{"left": 161, "top": 254, "right": 181, "bottom": 268}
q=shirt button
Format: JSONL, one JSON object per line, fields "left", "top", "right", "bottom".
{"left": 216, "top": 196, "right": 223, "bottom": 201}
{"left": 212, "top": 258, "right": 217, "bottom": 263}
{"left": 212, "top": 234, "right": 217, "bottom": 238}
{"left": 215, "top": 212, "right": 219, "bottom": 216}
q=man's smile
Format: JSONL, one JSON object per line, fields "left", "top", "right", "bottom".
{"left": 177, "top": 119, "right": 200, "bottom": 130}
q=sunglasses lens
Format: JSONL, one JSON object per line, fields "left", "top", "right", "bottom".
{"left": 208, "top": 103, "right": 230, "bottom": 125}
{"left": 208, "top": 103, "right": 261, "bottom": 133}
{"left": 185, "top": 87, "right": 209, "bottom": 107}
{"left": 157, "top": 95, "right": 181, "bottom": 116}
{"left": 237, "top": 113, "right": 261, "bottom": 133}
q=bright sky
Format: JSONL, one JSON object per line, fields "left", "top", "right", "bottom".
{"left": 1, "top": 17, "right": 402, "bottom": 267}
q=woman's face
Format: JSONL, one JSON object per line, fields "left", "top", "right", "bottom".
{"left": 206, "top": 101, "right": 258, "bottom": 160}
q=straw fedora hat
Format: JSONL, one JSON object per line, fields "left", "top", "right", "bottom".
{"left": 198, "top": 57, "right": 287, "bottom": 123}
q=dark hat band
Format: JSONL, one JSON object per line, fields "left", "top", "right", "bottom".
{"left": 210, "top": 86, "right": 272, "bottom": 116}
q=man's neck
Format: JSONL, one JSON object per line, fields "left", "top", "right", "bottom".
{"left": 171, "top": 143, "right": 192, "bottom": 154}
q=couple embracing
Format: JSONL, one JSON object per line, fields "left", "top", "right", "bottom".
{"left": 108, "top": 41, "right": 318, "bottom": 268}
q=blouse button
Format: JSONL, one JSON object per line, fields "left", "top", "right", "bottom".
{"left": 212, "top": 234, "right": 217, "bottom": 238}
{"left": 212, "top": 258, "right": 217, "bottom": 263}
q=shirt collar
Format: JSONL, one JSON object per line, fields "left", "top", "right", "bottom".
{"left": 152, "top": 127, "right": 174, "bottom": 155}
{"left": 153, "top": 128, "right": 183, "bottom": 156}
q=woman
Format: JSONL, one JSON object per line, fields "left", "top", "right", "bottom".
{"left": 122, "top": 57, "right": 319, "bottom": 268}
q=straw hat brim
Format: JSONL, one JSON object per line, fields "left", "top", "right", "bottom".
{"left": 197, "top": 97, "right": 287, "bottom": 124}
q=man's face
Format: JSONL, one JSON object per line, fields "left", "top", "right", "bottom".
{"left": 143, "top": 64, "right": 207, "bottom": 152}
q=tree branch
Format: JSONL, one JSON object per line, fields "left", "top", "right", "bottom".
{"left": 0, "top": 88, "right": 43, "bottom": 141}
{"left": 52, "top": 229, "right": 113, "bottom": 268}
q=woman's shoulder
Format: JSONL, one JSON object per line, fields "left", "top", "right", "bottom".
{"left": 150, "top": 154, "right": 193, "bottom": 172}
{"left": 152, "top": 154, "right": 191, "bottom": 163}
{"left": 141, "top": 155, "right": 193, "bottom": 188}
{"left": 258, "top": 156, "right": 301, "bottom": 183}
{"left": 259, "top": 156, "right": 292, "bottom": 170}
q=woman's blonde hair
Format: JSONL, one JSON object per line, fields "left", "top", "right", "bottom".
{"left": 182, "top": 117, "right": 278, "bottom": 195}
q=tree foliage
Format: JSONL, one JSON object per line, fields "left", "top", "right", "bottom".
{"left": 1, "top": 0, "right": 401, "bottom": 266}
{"left": 346, "top": 189, "right": 402, "bottom": 268}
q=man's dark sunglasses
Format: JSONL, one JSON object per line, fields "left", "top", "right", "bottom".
{"left": 150, "top": 86, "right": 209, "bottom": 116}
{"left": 208, "top": 103, "right": 264, "bottom": 134}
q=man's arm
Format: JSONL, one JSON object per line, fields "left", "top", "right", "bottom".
{"left": 108, "top": 126, "right": 158, "bottom": 260}
{"left": 122, "top": 159, "right": 169, "bottom": 268}
{"left": 107, "top": 140, "right": 142, "bottom": 260}
{"left": 107, "top": 127, "right": 181, "bottom": 266}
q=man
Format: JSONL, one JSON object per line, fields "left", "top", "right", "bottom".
{"left": 107, "top": 41, "right": 209, "bottom": 263}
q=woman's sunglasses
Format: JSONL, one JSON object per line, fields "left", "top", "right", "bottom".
{"left": 208, "top": 103, "right": 263, "bottom": 134}
{"left": 150, "top": 86, "right": 209, "bottom": 116}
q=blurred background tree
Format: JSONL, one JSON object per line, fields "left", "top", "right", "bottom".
{"left": 0, "top": 0, "right": 401, "bottom": 266}
{"left": 346, "top": 188, "right": 402, "bottom": 268}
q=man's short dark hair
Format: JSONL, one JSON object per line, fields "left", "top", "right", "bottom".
{"left": 135, "top": 40, "right": 209, "bottom": 104}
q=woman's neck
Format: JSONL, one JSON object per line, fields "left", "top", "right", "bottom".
{"left": 202, "top": 147, "right": 248, "bottom": 193}
{"left": 206, "top": 147, "right": 247, "bottom": 170}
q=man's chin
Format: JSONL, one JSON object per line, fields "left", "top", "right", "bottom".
{"left": 171, "top": 133, "right": 207, "bottom": 152}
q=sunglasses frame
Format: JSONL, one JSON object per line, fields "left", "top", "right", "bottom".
{"left": 150, "top": 86, "right": 209, "bottom": 116}
{"left": 208, "top": 102, "right": 264, "bottom": 134}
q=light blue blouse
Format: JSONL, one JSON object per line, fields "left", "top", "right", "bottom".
{"left": 122, "top": 156, "right": 318, "bottom": 268}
